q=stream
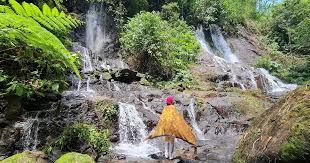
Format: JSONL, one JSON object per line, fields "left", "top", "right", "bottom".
{"left": 0, "top": 2, "right": 299, "bottom": 163}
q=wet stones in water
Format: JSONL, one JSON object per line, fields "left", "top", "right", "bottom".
{"left": 109, "top": 134, "right": 119, "bottom": 142}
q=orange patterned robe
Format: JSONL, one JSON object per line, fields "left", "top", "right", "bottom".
{"left": 146, "top": 105, "right": 196, "bottom": 145}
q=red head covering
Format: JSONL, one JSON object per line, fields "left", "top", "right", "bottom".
{"left": 166, "top": 96, "right": 174, "bottom": 105}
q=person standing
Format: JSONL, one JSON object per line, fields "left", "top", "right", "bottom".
{"left": 146, "top": 96, "right": 196, "bottom": 159}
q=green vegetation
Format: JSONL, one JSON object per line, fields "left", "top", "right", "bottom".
{"left": 264, "top": 0, "right": 310, "bottom": 54}
{"left": 120, "top": 8, "right": 200, "bottom": 80}
{"left": 227, "top": 88, "right": 267, "bottom": 120}
{"left": 93, "top": 97, "right": 118, "bottom": 127}
{"left": 256, "top": 54, "right": 310, "bottom": 84}
{"left": 0, "top": 0, "right": 81, "bottom": 36}
{"left": 1, "top": 151, "right": 47, "bottom": 163}
{"left": 233, "top": 85, "right": 310, "bottom": 162}
{"left": 254, "top": 0, "right": 310, "bottom": 84}
{"left": 55, "top": 152, "right": 95, "bottom": 163}
{"left": 56, "top": 123, "right": 110, "bottom": 153}
{"left": 0, "top": 0, "right": 80, "bottom": 99}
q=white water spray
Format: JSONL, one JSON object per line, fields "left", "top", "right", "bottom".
{"left": 210, "top": 24, "right": 240, "bottom": 63}
{"left": 113, "top": 103, "right": 159, "bottom": 157}
{"left": 256, "top": 68, "right": 297, "bottom": 95}
{"left": 86, "top": 4, "right": 110, "bottom": 68}
{"left": 187, "top": 99, "right": 207, "bottom": 140}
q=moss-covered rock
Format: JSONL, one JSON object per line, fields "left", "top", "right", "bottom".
{"left": 56, "top": 123, "right": 110, "bottom": 154}
{"left": 1, "top": 151, "right": 47, "bottom": 163}
{"left": 227, "top": 88, "right": 269, "bottom": 120}
{"left": 233, "top": 86, "right": 310, "bottom": 162}
{"left": 92, "top": 96, "right": 118, "bottom": 128}
{"left": 55, "top": 152, "right": 95, "bottom": 163}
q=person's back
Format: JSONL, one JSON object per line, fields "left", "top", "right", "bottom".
{"left": 146, "top": 96, "right": 196, "bottom": 159}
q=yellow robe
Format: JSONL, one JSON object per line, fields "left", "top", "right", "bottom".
{"left": 146, "top": 105, "right": 196, "bottom": 145}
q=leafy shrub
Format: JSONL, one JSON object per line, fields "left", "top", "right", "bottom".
{"left": 222, "top": 0, "right": 257, "bottom": 25}
{"left": 292, "top": 18, "right": 310, "bottom": 54}
{"left": 256, "top": 54, "right": 309, "bottom": 85}
{"left": 94, "top": 97, "right": 118, "bottom": 123}
{"left": 266, "top": 0, "right": 310, "bottom": 53}
{"left": 56, "top": 123, "right": 110, "bottom": 153}
{"left": 190, "top": 0, "right": 224, "bottom": 26}
{"left": 256, "top": 55, "right": 283, "bottom": 73}
{"left": 120, "top": 11, "right": 200, "bottom": 80}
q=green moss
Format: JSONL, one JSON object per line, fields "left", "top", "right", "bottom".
{"left": 280, "top": 119, "right": 310, "bottom": 161}
{"left": 233, "top": 85, "right": 310, "bottom": 162}
{"left": 56, "top": 123, "right": 110, "bottom": 153}
{"left": 55, "top": 152, "right": 95, "bottom": 163}
{"left": 228, "top": 88, "right": 267, "bottom": 119}
{"left": 2, "top": 151, "right": 47, "bottom": 163}
{"left": 94, "top": 97, "right": 118, "bottom": 123}
{"left": 232, "top": 150, "right": 246, "bottom": 163}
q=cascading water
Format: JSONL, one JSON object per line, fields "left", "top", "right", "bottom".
{"left": 113, "top": 103, "right": 160, "bottom": 157}
{"left": 196, "top": 24, "right": 296, "bottom": 94}
{"left": 256, "top": 68, "right": 297, "bottom": 95}
{"left": 86, "top": 4, "right": 110, "bottom": 68}
{"left": 195, "top": 25, "right": 213, "bottom": 56}
{"left": 187, "top": 99, "right": 207, "bottom": 140}
{"left": 14, "top": 112, "right": 41, "bottom": 150}
{"left": 210, "top": 24, "right": 240, "bottom": 63}
{"left": 72, "top": 44, "right": 94, "bottom": 73}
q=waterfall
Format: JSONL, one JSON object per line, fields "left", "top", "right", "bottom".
{"left": 113, "top": 103, "right": 160, "bottom": 157}
{"left": 256, "top": 68, "right": 297, "bottom": 94}
{"left": 195, "top": 25, "right": 213, "bottom": 56}
{"left": 86, "top": 4, "right": 110, "bottom": 69}
{"left": 187, "top": 99, "right": 207, "bottom": 140}
{"left": 195, "top": 25, "right": 296, "bottom": 94}
{"left": 210, "top": 24, "right": 240, "bottom": 63}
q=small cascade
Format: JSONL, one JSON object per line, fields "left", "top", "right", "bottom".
{"left": 210, "top": 24, "right": 240, "bottom": 63}
{"left": 113, "top": 103, "right": 159, "bottom": 157}
{"left": 187, "top": 99, "right": 206, "bottom": 140}
{"left": 72, "top": 44, "right": 94, "bottom": 73}
{"left": 86, "top": 4, "right": 110, "bottom": 69}
{"left": 14, "top": 111, "right": 41, "bottom": 150}
{"left": 256, "top": 68, "right": 297, "bottom": 95}
{"left": 77, "top": 80, "right": 81, "bottom": 92}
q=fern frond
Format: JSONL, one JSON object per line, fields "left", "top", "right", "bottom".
{"left": 0, "top": 13, "right": 80, "bottom": 77}
{"left": 0, "top": 5, "right": 15, "bottom": 14}
{"left": 42, "top": 3, "right": 52, "bottom": 17}
{"left": 3, "top": 0, "right": 81, "bottom": 35}
{"left": 9, "top": 0, "right": 25, "bottom": 16}
{"left": 21, "top": 2, "right": 32, "bottom": 16}
{"left": 29, "top": 3, "right": 41, "bottom": 16}
{"left": 52, "top": 7, "right": 59, "bottom": 16}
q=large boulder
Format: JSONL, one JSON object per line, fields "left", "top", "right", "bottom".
{"left": 1, "top": 151, "right": 47, "bottom": 163}
{"left": 233, "top": 86, "right": 310, "bottom": 162}
{"left": 55, "top": 152, "right": 95, "bottom": 163}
